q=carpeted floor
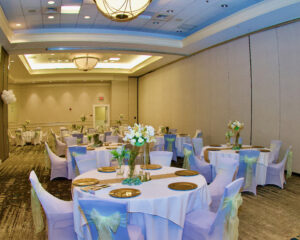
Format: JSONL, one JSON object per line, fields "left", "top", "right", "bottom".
{"left": 0, "top": 144, "right": 299, "bottom": 240}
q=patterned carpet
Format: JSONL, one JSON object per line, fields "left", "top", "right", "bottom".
{"left": 0, "top": 144, "right": 299, "bottom": 240}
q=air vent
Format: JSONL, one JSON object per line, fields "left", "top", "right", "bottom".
{"left": 43, "top": 7, "right": 58, "bottom": 14}
{"left": 151, "top": 13, "right": 173, "bottom": 22}
{"left": 177, "top": 24, "right": 196, "bottom": 31}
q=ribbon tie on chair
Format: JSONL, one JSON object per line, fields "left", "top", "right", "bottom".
{"left": 165, "top": 138, "right": 175, "bottom": 152}
{"left": 222, "top": 193, "right": 243, "bottom": 240}
{"left": 31, "top": 185, "right": 45, "bottom": 233}
{"left": 286, "top": 151, "right": 293, "bottom": 179}
{"left": 89, "top": 209, "right": 126, "bottom": 240}
{"left": 243, "top": 156, "right": 257, "bottom": 188}
{"left": 183, "top": 148, "right": 192, "bottom": 170}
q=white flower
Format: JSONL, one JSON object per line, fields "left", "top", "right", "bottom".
{"left": 138, "top": 137, "right": 144, "bottom": 143}
{"left": 1, "top": 90, "right": 16, "bottom": 104}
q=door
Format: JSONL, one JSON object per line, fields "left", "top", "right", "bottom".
{"left": 93, "top": 105, "right": 110, "bottom": 129}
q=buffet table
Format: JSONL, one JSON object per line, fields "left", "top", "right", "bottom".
{"left": 72, "top": 166, "right": 211, "bottom": 240}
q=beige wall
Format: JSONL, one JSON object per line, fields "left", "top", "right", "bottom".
{"left": 138, "top": 21, "right": 300, "bottom": 173}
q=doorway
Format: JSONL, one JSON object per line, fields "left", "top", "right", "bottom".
{"left": 93, "top": 104, "right": 110, "bottom": 129}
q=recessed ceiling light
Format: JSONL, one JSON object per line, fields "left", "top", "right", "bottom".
{"left": 84, "top": 16, "right": 91, "bottom": 19}
{"left": 166, "top": 10, "right": 174, "bottom": 13}
{"left": 152, "top": 21, "right": 159, "bottom": 24}
{"left": 176, "top": 30, "right": 182, "bottom": 33}
{"left": 103, "top": 60, "right": 108, "bottom": 62}
{"left": 221, "top": 4, "right": 228, "bottom": 8}
{"left": 48, "top": 1, "right": 55, "bottom": 5}
{"left": 61, "top": 5, "right": 81, "bottom": 14}
{"left": 48, "top": 15, "right": 54, "bottom": 19}
{"left": 10, "top": 60, "right": 14, "bottom": 63}
{"left": 50, "top": 53, "right": 55, "bottom": 55}
{"left": 16, "top": 23, "right": 21, "bottom": 27}
{"left": 109, "top": 57, "right": 120, "bottom": 61}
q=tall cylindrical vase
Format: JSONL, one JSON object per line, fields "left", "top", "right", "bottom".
{"left": 128, "top": 146, "right": 139, "bottom": 179}
{"left": 143, "top": 143, "right": 150, "bottom": 166}
{"left": 233, "top": 131, "right": 240, "bottom": 150}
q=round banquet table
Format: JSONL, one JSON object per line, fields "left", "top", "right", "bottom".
{"left": 155, "top": 135, "right": 192, "bottom": 157}
{"left": 72, "top": 165, "right": 211, "bottom": 240}
{"left": 22, "top": 131, "right": 34, "bottom": 143}
{"left": 67, "top": 144, "right": 121, "bottom": 179}
{"left": 200, "top": 145, "right": 273, "bottom": 185}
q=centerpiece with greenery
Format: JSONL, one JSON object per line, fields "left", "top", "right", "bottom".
{"left": 80, "top": 115, "right": 86, "bottom": 133}
{"left": 111, "top": 147, "right": 130, "bottom": 176}
{"left": 122, "top": 123, "right": 155, "bottom": 185}
{"left": 228, "top": 120, "right": 244, "bottom": 150}
{"left": 22, "top": 120, "right": 30, "bottom": 131}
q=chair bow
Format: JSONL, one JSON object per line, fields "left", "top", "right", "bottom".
{"left": 31, "top": 185, "right": 45, "bottom": 233}
{"left": 90, "top": 209, "right": 126, "bottom": 240}
{"left": 165, "top": 138, "right": 175, "bottom": 152}
{"left": 222, "top": 193, "right": 243, "bottom": 240}
{"left": 286, "top": 151, "right": 293, "bottom": 178}
{"left": 183, "top": 148, "right": 192, "bottom": 170}
{"left": 243, "top": 156, "right": 257, "bottom": 188}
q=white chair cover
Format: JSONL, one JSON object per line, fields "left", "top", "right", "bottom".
{"left": 106, "top": 135, "right": 119, "bottom": 143}
{"left": 15, "top": 130, "right": 25, "bottom": 146}
{"left": 150, "top": 151, "right": 173, "bottom": 166}
{"left": 64, "top": 136, "right": 77, "bottom": 146}
{"left": 45, "top": 142, "right": 68, "bottom": 180}
{"left": 208, "top": 156, "right": 239, "bottom": 212}
{"left": 29, "top": 171, "right": 76, "bottom": 240}
{"left": 183, "top": 178, "right": 244, "bottom": 240}
{"left": 265, "top": 146, "right": 291, "bottom": 189}
{"left": 8, "top": 130, "right": 16, "bottom": 146}
{"left": 42, "top": 131, "right": 48, "bottom": 143}
{"left": 75, "top": 151, "right": 98, "bottom": 174}
{"left": 31, "top": 130, "right": 42, "bottom": 145}
{"left": 270, "top": 140, "right": 282, "bottom": 163}
{"left": 194, "top": 129, "right": 203, "bottom": 138}
{"left": 55, "top": 137, "right": 67, "bottom": 157}
{"left": 192, "top": 138, "right": 203, "bottom": 157}
{"left": 169, "top": 129, "right": 177, "bottom": 134}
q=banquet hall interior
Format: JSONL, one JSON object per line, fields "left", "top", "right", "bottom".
{"left": 0, "top": 0, "right": 300, "bottom": 239}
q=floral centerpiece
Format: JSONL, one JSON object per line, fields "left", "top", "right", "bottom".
{"left": 111, "top": 147, "right": 130, "bottom": 175}
{"left": 228, "top": 120, "right": 244, "bottom": 150}
{"left": 22, "top": 120, "right": 30, "bottom": 131}
{"left": 80, "top": 115, "right": 86, "bottom": 133}
{"left": 116, "top": 114, "right": 124, "bottom": 126}
{"left": 225, "top": 131, "right": 234, "bottom": 146}
{"left": 123, "top": 124, "right": 156, "bottom": 184}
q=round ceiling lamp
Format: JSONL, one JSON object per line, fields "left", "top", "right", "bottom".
{"left": 93, "top": 0, "right": 152, "bottom": 22}
{"left": 73, "top": 56, "right": 99, "bottom": 71}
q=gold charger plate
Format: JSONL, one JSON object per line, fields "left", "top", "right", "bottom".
{"left": 235, "top": 150, "right": 240, "bottom": 153}
{"left": 252, "top": 145, "right": 264, "bottom": 148}
{"left": 98, "top": 167, "right": 116, "bottom": 173}
{"left": 106, "top": 147, "right": 118, "bottom": 150}
{"left": 140, "top": 164, "right": 162, "bottom": 170}
{"left": 72, "top": 178, "right": 100, "bottom": 186}
{"left": 168, "top": 182, "right": 198, "bottom": 191}
{"left": 109, "top": 188, "right": 141, "bottom": 198}
{"left": 175, "top": 170, "right": 199, "bottom": 176}
{"left": 259, "top": 149, "right": 270, "bottom": 153}
{"left": 87, "top": 147, "right": 95, "bottom": 151}
{"left": 178, "top": 133, "right": 188, "bottom": 137}
{"left": 210, "top": 144, "right": 221, "bottom": 147}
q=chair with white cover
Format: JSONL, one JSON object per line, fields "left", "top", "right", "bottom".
{"left": 194, "top": 129, "right": 203, "bottom": 138}
{"left": 45, "top": 142, "right": 68, "bottom": 180}
{"left": 208, "top": 154, "right": 239, "bottom": 212}
{"left": 265, "top": 146, "right": 292, "bottom": 189}
{"left": 42, "top": 131, "right": 48, "bottom": 143}
{"left": 15, "top": 130, "right": 25, "bottom": 146}
{"left": 64, "top": 136, "right": 77, "bottom": 146}
{"left": 74, "top": 151, "right": 97, "bottom": 174}
{"left": 183, "top": 143, "right": 212, "bottom": 183}
{"left": 270, "top": 140, "right": 282, "bottom": 163}
{"left": 169, "top": 128, "right": 177, "bottom": 134}
{"left": 150, "top": 151, "right": 173, "bottom": 166}
{"left": 78, "top": 198, "right": 144, "bottom": 240}
{"left": 164, "top": 134, "right": 177, "bottom": 161}
{"left": 106, "top": 135, "right": 119, "bottom": 143}
{"left": 8, "top": 130, "right": 16, "bottom": 146}
{"left": 183, "top": 178, "right": 244, "bottom": 240}
{"left": 236, "top": 150, "right": 260, "bottom": 195}
{"left": 192, "top": 138, "right": 203, "bottom": 157}
{"left": 104, "top": 131, "right": 112, "bottom": 142}
{"left": 54, "top": 135, "right": 67, "bottom": 157}
{"left": 87, "top": 128, "right": 96, "bottom": 134}
{"left": 31, "top": 130, "right": 42, "bottom": 145}
{"left": 29, "top": 171, "right": 76, "bottom": 240}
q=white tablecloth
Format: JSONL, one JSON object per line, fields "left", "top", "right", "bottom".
{"left": 22, "top": 131, "right": 34, "bottom": 143}
{"left": 67, "top": 146, "right": 114, "bottom": 179}
{"left": 73, "top": 166, "right": 211, "bottom": 240}
{"left": 200, "top": 145, "right": 272, "bottom": 185}
{"left": 155, "top": 136, "right": 192, "bottom": 157}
